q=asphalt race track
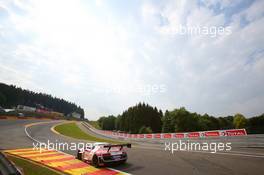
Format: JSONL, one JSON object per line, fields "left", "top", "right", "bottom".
{"left": 1, "top": 119, "right": 264, "bottom": 175}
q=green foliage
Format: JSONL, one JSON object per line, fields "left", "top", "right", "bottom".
{"left": 98, "top": 103, "right": 162, "bottom": 134}
{"left": 218, "top": 116, "right": 234, "bottom": 129}
{"left": 116, "top": 103, "right": 162, "bottom": 133}
{"left": 0, "top": 91, "right": 7, "bottom": 105}
{"left": 0, "top": 83, "right": 84, "bottom": 118}
{"left": 233, "top": 113, "right": 247, "bottom": 129}
{"left": 99, "top": 105, "right": 264, "bottom": 134}
{"left": 162, "top": 109, "right": 264, "bottom": 134}
{"left": 97, "top": 104, "right": 264, "bottom": 134}
{"left": 139, "top": 126, "right": 152, "bottom": 134}
{"left": 162, "top": 110, "right": 175, "bottom": 133}
{"left": 162, "top": 108, "right": 235, "bottom": 133}
{"left": 98, "top": 115, "right": 116, "bottom": 130}
{"left": 55, "top": 122, "right": 122, "bottom": 143}
{"left": 247, "top": 114, "right": 264, "bottom": 134}
{"left": 164, "top": 107, "right": 201, "bottom": 132}
{"left": 89, "top": 120, "right": 101, "bottom": 129}
{"left": 145, "top": 127, "right": 153, "bottom": 133}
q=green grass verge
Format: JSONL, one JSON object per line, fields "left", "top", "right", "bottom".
{"left": 7, "top": 155, "right": 61, "bottom": 175}
{"left": 88, "top": 121, "right": 101, "bottom": 129}
{"left": 54, "top": 122, "right": 122, "bottom": 144}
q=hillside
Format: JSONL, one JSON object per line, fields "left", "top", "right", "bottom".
{"left": 0, "top": 83, "right": 84, "bottom": 118}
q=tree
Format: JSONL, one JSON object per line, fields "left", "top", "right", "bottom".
{"left": 162, "top": 110, "right": 174, "bottom": 132}
{"left": 103, "top": 103, "right": 162, "bottom": 133}
{"left": 98, "top": 105, "right": 264, "bottom": 135}
{"left": 218, "top": 116, "right": 234, "bottom": 129}
{"left": 162, "top": 108, "right": 237, "bottom": 133}
{"left": 247, "top": 114, "right": 264, "bottom": 134}
{"left": 233, "top": 113, "right": 247, "bottom": 129}
{"left": 139, "top": 126, "right": 152, "bottom": 134}
{"left": 0, "top": 92, "right": 7, "bottom": 107}
{"left": 0, "top": 83, "right": 85, "bottom": 118}
{"left": 170, "top": 107, "right": 201, "bottom": 132}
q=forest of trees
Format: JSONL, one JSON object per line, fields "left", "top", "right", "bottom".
{"left": 98, "top": 103, "right": 264, "bottom": 134}
{"left": 99, "top": 103, "right": 162, "bottom": 134}
{"left": 0, "top": 83, "right": 84, "bottom": 118}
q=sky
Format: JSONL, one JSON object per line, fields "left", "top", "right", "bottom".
{"left": 0, "top": 0, "right": 263, "bottom": 120}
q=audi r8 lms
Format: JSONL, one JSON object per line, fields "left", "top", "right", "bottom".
{"left": 76, "top": 142, "right": 131, "bottom": 167}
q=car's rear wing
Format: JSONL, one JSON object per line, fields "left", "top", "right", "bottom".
{"left": 103, "top": 143, "right": 132, "bottom": 151}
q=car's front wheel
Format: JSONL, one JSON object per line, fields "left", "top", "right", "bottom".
{"left": 76, "top": 150, "right": 82, "bottom": 160}
{"left": 92, "top": 155, "right": 99, "bottom": 167}
{"left": 120, "top": 159, "right": 127, "bottom": 164}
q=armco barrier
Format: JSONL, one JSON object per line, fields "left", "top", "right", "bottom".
{"left": 188, "top": 132, "right": 200, "bottom": 138}
{"left": 83, "top": 122, "right": 247, "bottom": 140}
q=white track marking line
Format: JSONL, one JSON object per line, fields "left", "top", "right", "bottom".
{"left": 24, "top": 121, "right": 59, "bottom": 144}
{"left": 25, "top": 125, "right": 41, "bottom": 144}
{"left": 107, "top": 168, "right": 132, "bottom": 175}
{"left": 24, "top": 121, "right": 132, "bottom": 175}
{"left": 133, "top": 145, "right": 264, "bottom": 158}
{"left": 191, "top": 150, "right": 264, "bottom": 158}
{"left": 83, "top": 121, "right": 264, "bottom": 159}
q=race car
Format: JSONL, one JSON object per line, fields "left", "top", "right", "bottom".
{"left": 76, "top": 142, "right": 131, "bottom": 167}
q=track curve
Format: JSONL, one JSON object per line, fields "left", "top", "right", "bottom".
{"left": 1, "top": 119, "right": 264, "bottom": 175}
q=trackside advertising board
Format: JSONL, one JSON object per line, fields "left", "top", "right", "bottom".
{"left": 84, "top": 123, "right": 247, "bottom": 139}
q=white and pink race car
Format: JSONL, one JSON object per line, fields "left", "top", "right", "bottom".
{"left": 76, "top": 142, "right": 131, "bottom": 167}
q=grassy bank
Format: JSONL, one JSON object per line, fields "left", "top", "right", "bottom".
{"left": 88, "top": 120, "right": 101, "bottom": 129}
{"left": 54, "top": 122, "right": 122, "bottom": 144}
{"left": 7, "top": 155, "right": 60, "bottom": 175}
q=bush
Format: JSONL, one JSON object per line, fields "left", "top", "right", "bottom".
{"left": 233, "top": 113, "right": 247, "bottom": 129}
{"left": 139, "top": 126, "right": 152, "bottom": 134}
{"left": 247, "top": 114, "right": 264, "bottom": 134}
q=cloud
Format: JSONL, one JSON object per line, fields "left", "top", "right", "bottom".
{"left": 242, "top": 0, "right": 264, "bottom": 21}
{"left": 139, "top": 0, "right": 264, "bottom": 117}
{"left": 0, "top": 0, "right": 263, "bottom": 119}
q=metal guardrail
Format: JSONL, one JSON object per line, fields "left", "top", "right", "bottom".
{"left": 0, "top": 152, "right": 22, "bottom": 175}
{"left": 82, "top": 122, "right": 264, "bottom": 148}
